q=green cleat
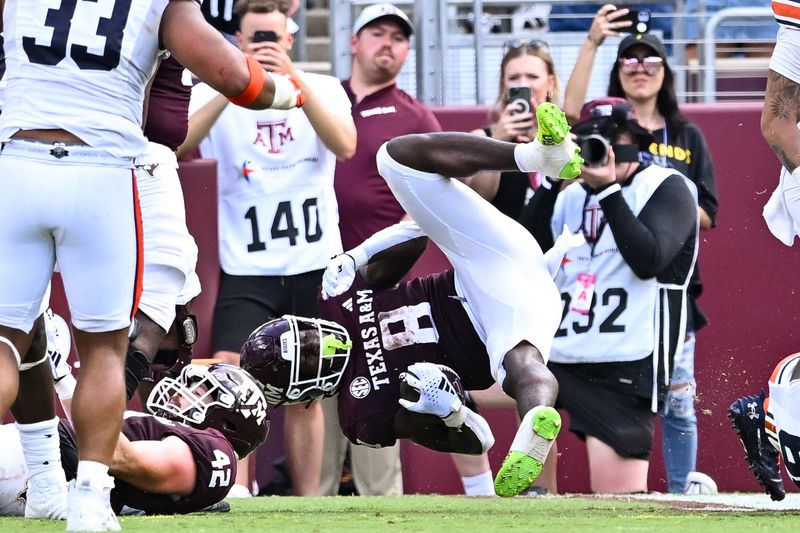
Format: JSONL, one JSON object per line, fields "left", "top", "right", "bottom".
{"left": 494, "top": 406, "right": 561, "bottom": 498}
{"left": 536, "top": 102, "right": 570, "bottom": 146}
{"left": 535, "top": 103, "right": 583, "bottom": 180}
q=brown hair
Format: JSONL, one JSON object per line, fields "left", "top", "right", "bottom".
{"left": 234, "top": 0, "right": 291, "bottom": 18}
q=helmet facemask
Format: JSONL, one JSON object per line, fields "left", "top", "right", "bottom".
{"left": 280, "top": 316, "right": 352, "bottom": 404}
{"left": 146, "top": 364, "right": 270, "bottom": 458}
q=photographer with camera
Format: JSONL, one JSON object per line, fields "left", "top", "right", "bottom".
{"left": 564, "top": 19, "right": 719, "bottom": 495}
{"left": 466, "top": 39, "right": 562, "bottom": 219}
{"left": 519, "top": 98, "right": 699, "bottom": 494}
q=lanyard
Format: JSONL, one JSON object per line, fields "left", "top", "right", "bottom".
{"left": 657, "top": 124, "right": 670, "bottom": 168}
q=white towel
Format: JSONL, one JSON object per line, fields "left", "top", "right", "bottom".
{"left": 763, "top": 168, "right": 800, "bottom": 246}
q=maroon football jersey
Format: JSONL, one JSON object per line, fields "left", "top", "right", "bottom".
{"left": 319, "top": 270, "right": 493, "bottom": 447}
{"left": 58, "top": 414, "right": 237, "bottom": 514}
{"left": 113, "top": 414, "right": 237, "bottom": 514}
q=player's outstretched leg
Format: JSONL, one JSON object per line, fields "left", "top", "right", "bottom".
{"left": 728, "top": 391, "right": 785, "bottom": 501}
{"left": 515, "top": 102, "right": 583, "bottom": 180}
{"left": 494, "top": 406, "right": 561, "bottom": 497}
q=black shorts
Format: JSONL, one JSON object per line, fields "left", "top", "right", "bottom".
{"left": 211, "top": 269, "right": 324, "bottom": 353}
{"left": 549, "top": 358, "right": 655, "bottom": 460}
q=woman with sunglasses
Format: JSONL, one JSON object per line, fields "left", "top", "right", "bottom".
{"left": 563, "top": 6, "right": 719, "bottom": 496}
{"left": 465, "top": 39, "right": 562, "bottom": 219}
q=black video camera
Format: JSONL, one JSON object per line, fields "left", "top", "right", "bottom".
{"left": 575, "top": 101, "right": 643, "bottom": 167}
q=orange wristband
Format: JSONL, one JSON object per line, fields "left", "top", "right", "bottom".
{"left": 228, "top": 55, "right": 265, "bottom": 107}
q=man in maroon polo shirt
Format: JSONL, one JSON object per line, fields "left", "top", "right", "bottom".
{"left": 333, "top": 3, "right": 441, "bottom": 251}
{"left": 322, "top": 3, "right": 494, "bottom": 497}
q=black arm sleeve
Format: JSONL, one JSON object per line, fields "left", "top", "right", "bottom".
{"left": 517, "top": 178, "right": 561, "bottom": 251}
{"left": 599, "top": 175, "right": 697, "bottom": 279}
{"left": 364, "top": 236, "right": 429, "bottom": 290}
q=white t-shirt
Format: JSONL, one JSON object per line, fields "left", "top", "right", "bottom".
{"left": 0, "top": 0, "right": 167, "bottom": 158}
{"left": 190, "top": 71, "right": 351, "bottom": 275}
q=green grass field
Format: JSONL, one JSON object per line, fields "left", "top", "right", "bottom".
{"left": 3, "top": 495, "right": 800, "bottom": 532}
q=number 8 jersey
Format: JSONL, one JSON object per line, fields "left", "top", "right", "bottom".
{"left": 0, "top": 0, "right": 167, "bottom": 157}
{"left": 318, "top": 270, "right": 496, "bottom": 448}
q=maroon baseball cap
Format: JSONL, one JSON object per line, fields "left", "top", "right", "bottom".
{"left": 573, "top": 97, "right": 653, "bottom": 148}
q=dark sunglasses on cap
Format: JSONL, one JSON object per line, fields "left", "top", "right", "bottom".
{"left": 503, "top": 39, "right": 550, "bottom": 54}
{"left": 618, "top": 56, "right": 664, "bottom": 76}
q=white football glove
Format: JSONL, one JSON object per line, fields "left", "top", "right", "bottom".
{"left": 267, "top": 71, "right": 305, "bottom": 110}
{"left": 321, "top": 253, "right": 357, "bottom": 300}
{"left": 43, "top": 309, "right": 73, "bottom": 382}
{"left": 543, "top": 224, "right": 586, "bottom": 279}
{"left": 398, "top": 362, "right": 463, "bottom": 418}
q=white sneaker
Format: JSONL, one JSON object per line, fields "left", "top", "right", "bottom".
{"left": 226, "top": 483, "right": 253, "bottom": 499}
{"left": 25, "top": 471, "right": 68, "bottom": 519}
{"left": 684, "top": 471, "right": 718, "bottom": 494}
{"left": 66, "top": 477, "right": 120, "bottom": 532}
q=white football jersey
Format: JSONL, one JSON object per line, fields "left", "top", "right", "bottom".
{"left": 0, "top": 0, "right": 168, "bottom": 157}
{"left": 767, "top": 353, "right": 800, "bottom": 484}
{"left": 548, "top": 165, "right": 698, "bottom": 365}
{"left": 191, "top": 72, "right": 351, "bottom": 276}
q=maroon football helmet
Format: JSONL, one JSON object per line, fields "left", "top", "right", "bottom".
{"left": 146, "top": 363, "right": 270, "bottom": 458}
{"left": 240, "top": 315, "right": 352, "bottom": 405}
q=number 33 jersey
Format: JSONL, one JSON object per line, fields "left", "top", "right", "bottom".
{"left": 0, "top": 0, "right": 168, "bottom": 157}
{"left": 318, "top": 270, "right": 496, "bottom": 448}
{"left": 189, "top": 75, "right": 352, "bottom": 276}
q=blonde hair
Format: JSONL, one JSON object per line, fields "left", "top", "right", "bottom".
{"left": 494, "top": 43, "right": 561, "bottom": 113}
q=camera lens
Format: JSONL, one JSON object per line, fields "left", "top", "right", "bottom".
{"left": 579, "top": 135, "right": 610, "bottom": 166}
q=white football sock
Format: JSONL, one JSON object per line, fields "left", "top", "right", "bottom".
{"left": 16, "top": 417, "right": 63, "bottom": 479}
{"left": 461, "top": 470, "right": 495, "bottom": 496}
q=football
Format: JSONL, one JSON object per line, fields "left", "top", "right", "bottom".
{"left": 399, "top": 364, "right": 465, "bottom": 404}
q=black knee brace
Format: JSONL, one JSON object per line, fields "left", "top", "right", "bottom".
{"left": 125, "top": 345, "right": 150, "bottom": 401}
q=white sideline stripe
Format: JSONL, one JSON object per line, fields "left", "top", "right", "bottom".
{"left": 621, "top": 492, "right": 800, "bottom": 511}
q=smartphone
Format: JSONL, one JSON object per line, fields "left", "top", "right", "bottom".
{"left": 508, "top": 86, "right": 532, "bottom": 115}
{"left": 253, "top": 30, "right": 278, "bottom": 43}
{"left": 617, "top": 7, "right": 651, "bottom": 34}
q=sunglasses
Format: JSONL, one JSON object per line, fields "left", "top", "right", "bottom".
{"left": 503, "top": 39, "right": 550, "bottom": 54}
{"left": 619, "top": 56, "right": 664, "bottom": 76}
